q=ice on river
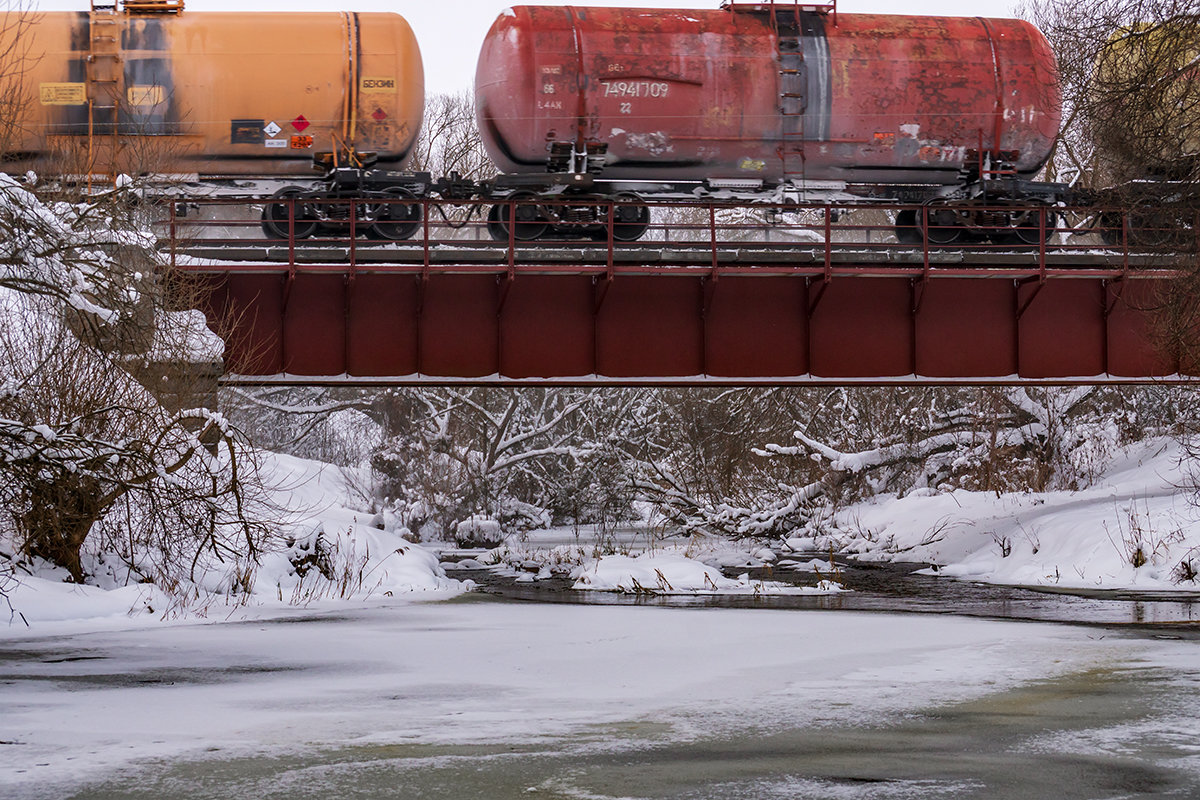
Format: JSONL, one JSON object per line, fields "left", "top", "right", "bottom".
{"left": 3, "top": 599, "right": 1200, "bottom": 799}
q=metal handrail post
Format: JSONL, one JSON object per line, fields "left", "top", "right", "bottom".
{"left": 1037, "top": 205, "right": 1046, "bottom": 271}
{"left": 288, "top": 198, "right": 295, "bottom": 266}
{"left": 709, "top": 205, "right": 718, "bottom": 272}
{"left": 607, "top": 201, "right": 615, "bottom": 275}
{"left": 824, "top": 205, "right": 832, "bottom": 279}
{"left": 349, "top": 199, "right": 357, "bottom": 273}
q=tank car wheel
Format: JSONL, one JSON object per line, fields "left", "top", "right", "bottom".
{"left": 921, "top": 204, "right": 964, "bottom": 245}
{"left": 262, "top": 189, "right": 318, "bottom": 240}
{"left": 894, "top": 209, "right": 923, "bottom": 245}
{"left": 611, "top": 195, "right": 651, "bottom": 242}
{"left": 993, "top": 208, "right": 1058, "bottom": 249}
{"left": 488, "top": 193, "right": 548, "bottom": 241}
{"left": 486, "top": 204, "right": 509, "bottom": 241}
{"left": 1098, "top": 212, "right": 1124, "bottom": 247}
{"left": 1125, "top": 208, "right": 1185, "bottom": 249}
{"left": 369, "top": 187, "right": 422, "bottom": 241}
{"left": 1097, "top": 208, "right": 1179, "bottom": 249}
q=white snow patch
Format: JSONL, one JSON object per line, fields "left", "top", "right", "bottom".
{"left": 571, "top": 552, "right": 842, "bottom": 595}
{"left": 824, "top": 438, "right": 1200, "bottom": 592}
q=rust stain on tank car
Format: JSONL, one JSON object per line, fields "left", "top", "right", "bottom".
{"left": 476, "top": 6, "right": 1061, "bottom": 185}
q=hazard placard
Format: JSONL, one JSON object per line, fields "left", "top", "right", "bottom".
{"left": 127, "top": 85, "right": 165, "bottom": 106}
{"left": 39, "top": 83, "right": 86, "bottom": 106}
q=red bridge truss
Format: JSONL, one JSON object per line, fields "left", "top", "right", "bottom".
{"left": 165, "top": 197, "right": 1193, "bottom": 385}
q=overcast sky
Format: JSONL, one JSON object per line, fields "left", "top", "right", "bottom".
{"left": 32, "top": 0, "right": 1023, "bottom": 95}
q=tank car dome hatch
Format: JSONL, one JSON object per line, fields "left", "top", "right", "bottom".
{"left": 474, "top": 5, "right": 1062, "bottom": 186}
{"left": 5, "top": 7, "right": 424, "bottom": 179}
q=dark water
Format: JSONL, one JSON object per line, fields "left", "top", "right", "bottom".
{"left": 463, "top": 557, "right": 1200, "bottom": 628}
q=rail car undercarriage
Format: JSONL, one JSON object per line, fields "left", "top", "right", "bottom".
{"left": 256, "top": 161, "right": 1074, "bottom": 247}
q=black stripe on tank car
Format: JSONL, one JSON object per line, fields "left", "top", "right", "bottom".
{"left": 54, "top": 58, "right": 92, "bottom": 136}
{"left": 799, "top": 12, "right": 831, "bottom": 143}
{"left": 55, "top": 15, "right": 91, "bottom": 135}
{"left": 121, "top": 57, "right": 180, "bottom": 135}
{"left": 122, "top": 17, "right": 167, "bottom": 51}
{"left": 69, "top": 11, "right": 89, "bottom": 51}
{"left": 353, "top": 12, "right": 362, "bottom": 104}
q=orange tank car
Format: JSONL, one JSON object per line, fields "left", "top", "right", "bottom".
{"left": 3, "top": 3, "right": 423, "bottom": 180}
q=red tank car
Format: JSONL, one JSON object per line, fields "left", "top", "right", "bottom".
{"left": 476, "top": 5, "right": 1061, "bottom": 188}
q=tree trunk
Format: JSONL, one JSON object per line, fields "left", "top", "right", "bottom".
{"left": 21, "top": 475, "right": 105, "bottom": 583}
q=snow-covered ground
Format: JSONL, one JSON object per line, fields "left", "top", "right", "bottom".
{"left": 801, "top": 437, "right": 1200, "bottom": 593}
{"left": 6, "top": 437, "right": 1200, "bottom": 635}
{"left": 1, "top": 451, "right": 465, "bottom": 634}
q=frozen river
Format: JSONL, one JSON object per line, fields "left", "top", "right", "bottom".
{"left": 3, "top": 595, "right": 1200, "bottom": 799}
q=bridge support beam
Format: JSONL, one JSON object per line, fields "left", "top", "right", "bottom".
{"left": 194, "top": 269, "right": 1182, "bottom": 384}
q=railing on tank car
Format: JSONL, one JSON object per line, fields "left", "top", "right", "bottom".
{"left": 160, "top": 195, "right": 1196, "bottom": 280}
{"left": 723, "top": 0, "right": 838, "bottom": 16}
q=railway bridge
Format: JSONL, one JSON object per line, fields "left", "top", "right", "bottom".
{"left": 167, "top": 198, "right": 1190, "bottom": 385}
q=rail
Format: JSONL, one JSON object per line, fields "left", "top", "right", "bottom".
{"left": 160, "top": 196, "right": 1194, "bottom": 280}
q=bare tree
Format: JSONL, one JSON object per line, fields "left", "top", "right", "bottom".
{"left": 404, "top": 91, "right": 496, "bottom": 238}
{"left": 369, "top": 387, "right": 616, "bottom": 543}
{"left": 1022, "top": 0, "right": 1200, "bottom": 210}
{"left": 0, "top": 4, "right": 37, "bottom": 162}
{"left": 0, "top": 172, "right": 276, "bottom": 593}
{"left": 408, "top": 91, "right": 495, "bottom": 181}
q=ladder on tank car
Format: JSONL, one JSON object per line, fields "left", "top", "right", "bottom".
{"left": 724, "top": 1, "right": 836, "bottom": 192}
{"left": 86, "top": 0, "right": 121, "bottom": 189}
{"left": 775, "top": 4, "right": 806, "bottom": 187}
{"left": 85, "top": 0, "right": 184, "bottom": 190}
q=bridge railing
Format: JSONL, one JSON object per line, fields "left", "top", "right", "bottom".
{"left": 159, "top": 196, "right": 1196, "bottom": 276}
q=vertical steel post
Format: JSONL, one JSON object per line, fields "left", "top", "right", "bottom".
{"left": 349, "top": 199, "right": 357, "bottom": 272}
{"left": 921, "top": 206, "right": 930, "bottom": 273}
{"left": 824, "top": 205, "right": 833, "bottom": 281}
{"left": 607, "top": 201, "right": 615, "bottom": 275}
{"left": 288, "top": 198, "right": 296, "bottom": 268}
{"left": 1037, "top": 205, "right": 1046, "bottom": 272}
{"left": 709, "top": 205, "right": 718, "bottom": 273}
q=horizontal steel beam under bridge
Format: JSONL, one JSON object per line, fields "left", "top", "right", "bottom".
{"left": 183, "top": 252, "right": 1186, "bottom": 386}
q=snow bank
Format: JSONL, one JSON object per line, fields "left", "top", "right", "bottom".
{"left": 571, "top": 551, "right": 842, "bottom": 595}
{"left": 255, "top": 451, "right": 468, "bottom": 598}
{"left": 2, "top": 576, "right": 167, "bottom": 630}
{"left": 1, "top": 451, "right": 470, "bottom": 636}
{"left": 259, "top": 526, "right": 464, "bottom": 603}
{"left": 803, "top": 438, "right": 1200, "bottom": 592}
